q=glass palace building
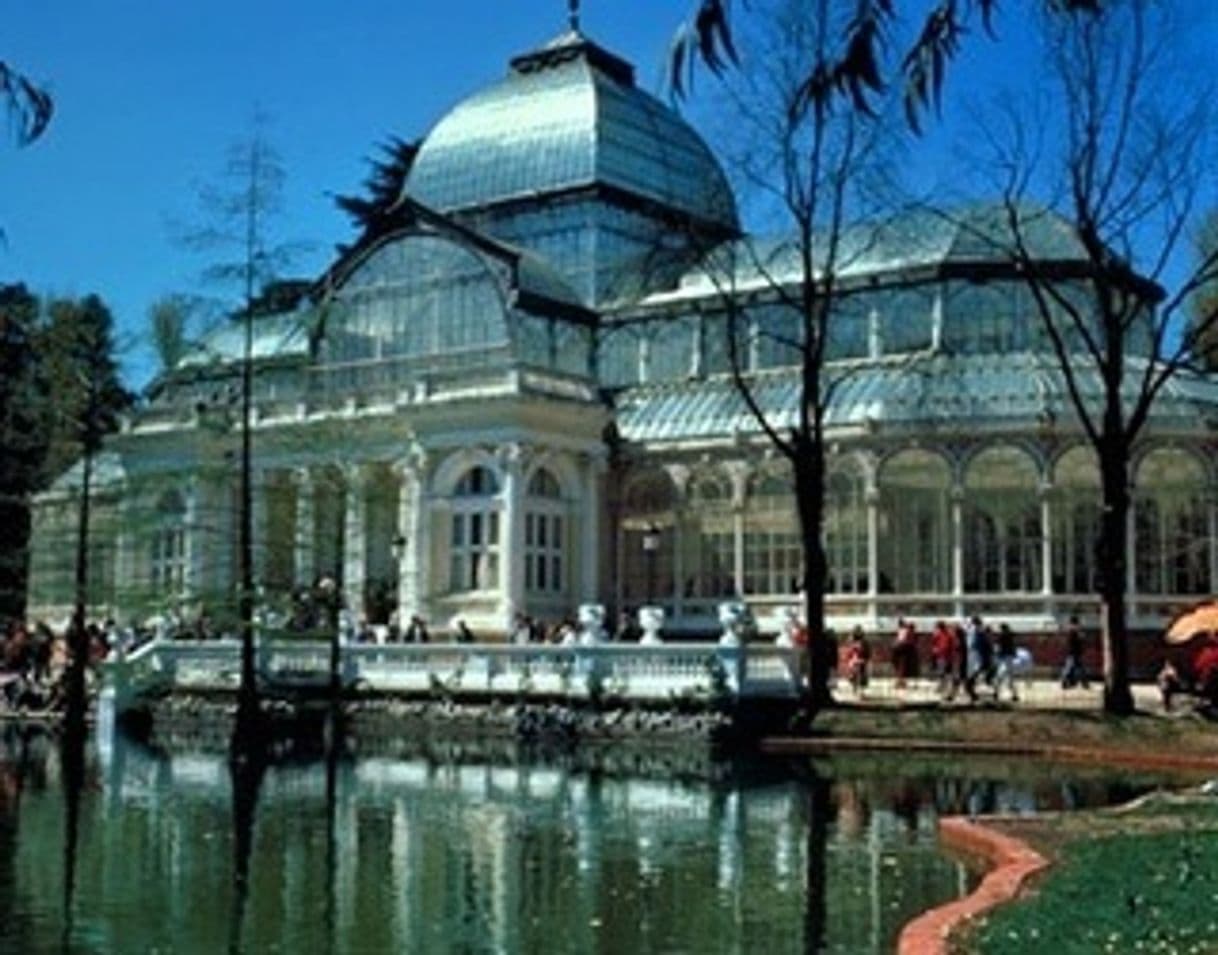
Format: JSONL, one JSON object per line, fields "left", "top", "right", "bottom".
{"left": 28, "top": 27, "right": 1218, "bottom": 638}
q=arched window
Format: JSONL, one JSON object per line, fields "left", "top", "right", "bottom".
{"left": 449, "top": 466, "right": 500, "bottom": 592}
{"left": 963, "top": 447, "right": 1042, "bottom": 593}
{"left": 877, "top": 451, "right": 952, "bottom": 594}
{"left": 621, "top": 473, "right": 676, "bottom": 605}
{"left": 525, "top": 468, "right": 565, "bottom": 595}
{"left": 150, "top": 490, "right": 187, "bottom": 595}
{"left": 1050, "top": 448, "right": 1101, "bottom": 594}
{"left": 455, "top": 466, "right": 499, "bottom": 497}
{"left": 826, "top": 462, "right": 868, "bottom": 594}
{"left": 1135, "top": 450, "right": 1210, "bottom": 595}
{"left": 684, "top": 475, "right": 735, "bottom": 599}
{"left": 743, "top": 473, "right": 801, "bottom": 596}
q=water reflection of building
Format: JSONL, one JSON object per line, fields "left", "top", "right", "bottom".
{"left": 71, "top": 742, "right": 985, "bottom": 953}
{"left": 27, "top": 18, "right": 1218, "bottom": 641}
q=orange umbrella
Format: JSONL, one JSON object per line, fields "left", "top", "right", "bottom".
{"left": 1165, "top": 602, "right": 1218, "bottom": 645}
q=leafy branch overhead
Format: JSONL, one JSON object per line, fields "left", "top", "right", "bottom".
{"left": 0, "top": 60, "right": 52, "bottom": 145}
{"left": 671, "top": 0, "right": 1101, "bottom": 131}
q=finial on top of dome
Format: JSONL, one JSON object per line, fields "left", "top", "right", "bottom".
{"left": 568, "top": 0, "right": 580, "bottom": 32}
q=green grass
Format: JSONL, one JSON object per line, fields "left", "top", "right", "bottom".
{"left": 965, "top": 804, "right": 1218, "bottom": 954}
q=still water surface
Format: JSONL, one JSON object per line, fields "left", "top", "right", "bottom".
{"left": 0, "top": 729, "right": 1161, "bottom": 954}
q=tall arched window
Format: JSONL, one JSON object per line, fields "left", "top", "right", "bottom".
{"left": 150, "top": 490, "right": 187, "bottom": 595}
{"left": 449, "top": 466, "right": 500, "bottom": 592}
{"left": 684, "top": 475, "right": 735, "bottom": 599}
{"left": 877, "top": 451, "right": 952, "bottom": 594}
{"left": 743, "top": 473, "right": 801, "bottom": 596}
{"left": 621, "top": 473, "right": 676, "bottom": 605}
{"left": 963, "top": 447, "right": 1042, "bottom": 593}
{"left": 1135, "top": 449, "right": 1210, "bottom": 595}
{"left": 525, "top": 467, "right": 565, "bottom": 595}
{"left": 1051, "top": 448, "right": 1101, "bottom": 594}
{"left": 825, "top": 462, "right": 868, "bottom": 594}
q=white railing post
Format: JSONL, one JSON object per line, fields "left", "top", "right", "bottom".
{"left": 717, "top": 602, "right": 753, "bottom": 697}
{"left": 638, "top": 606, "right": 665, "bottom": 645}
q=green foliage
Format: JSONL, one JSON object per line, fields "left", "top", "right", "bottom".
{"left": 970, "top": 814, "right": 1218, "bottom": 954}
{"left": 36, "top": 295, "right": 132, "bottom": 483}
{"left": 147, "top": 295, "right": 194, "bottom": 374}
{"left": 0, "top": 288, "right": 130, "bottom": 622}
{"left": 0, "top": 285, "right": 46, "bottom": 619}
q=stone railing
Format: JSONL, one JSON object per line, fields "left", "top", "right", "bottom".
{"left": 100, "top": 635, "right": 806, "bottom": 717}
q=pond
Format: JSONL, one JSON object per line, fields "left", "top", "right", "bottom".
{"left": 0, "top": 728, "right": 1177, "bottom": 954}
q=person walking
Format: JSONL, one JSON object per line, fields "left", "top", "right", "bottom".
{"left": 930, "top": 620, "right": 956, "bottom": 698}
{"left": 845, "top": 627, "right": 871, "bottom": 696}
{"left": 993, "top": 623, "right": 1019, "bottom": 702}
{"left": 892, "top": 618, "right": 916, "bottom": 690}
{"left": 963, "top": 616, "right": 988, "bottom": 703}
{"left": 1060, "top": 616, "right": 1089, "bottom": 689}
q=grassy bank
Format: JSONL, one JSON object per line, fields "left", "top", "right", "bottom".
{"left": 956, "top": 794, "right": 1218, "bottom": 954}
{"left": 796, "top": 704, "right": 1218, "bottom": 763}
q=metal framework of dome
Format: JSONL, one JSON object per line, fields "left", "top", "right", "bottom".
{"left": 405, "top": 30, "right": 739, "bottom": 231}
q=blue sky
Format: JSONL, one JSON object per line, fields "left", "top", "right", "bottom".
{"left": 4, "top": 2, "right": 698, "bottom": 385}
{"left": 6, "top": 2, "right": 1211, "bottom": 388}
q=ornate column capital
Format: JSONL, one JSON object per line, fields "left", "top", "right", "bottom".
{"left": 496, "top": 441, "right": 530, "bottom": 477}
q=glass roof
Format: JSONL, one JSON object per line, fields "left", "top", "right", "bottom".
{"left": 634, "top": 204, "right": 1089, "bottom": 307}
{"left": 178, "top": 311, "right": 312, "bottom": 369}
{"left": 406, "top": 31, "right": 738, "bottom": 231}
{"left": 614, "top": 353, "right": 1218, "bottom": 443}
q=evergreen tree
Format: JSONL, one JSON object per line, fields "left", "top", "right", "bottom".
{"left": 36, "top": 295, "right": 131, "bottom": 488}
{"left": 333, "top": 137, "right": 419, "bottom": 252}
{"left": 0, "top": 284, "right": 47, "bottom": 621}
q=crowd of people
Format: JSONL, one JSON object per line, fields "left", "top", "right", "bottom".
{"left": 0, "top": 617, "right": 126, "bottom": 712}
{"left": 836, "top": 615, "right": 1087, "bottom": 704}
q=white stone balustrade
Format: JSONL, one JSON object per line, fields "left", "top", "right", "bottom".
{"left": 99, "top": 634, "right": 807, "bottom": 722}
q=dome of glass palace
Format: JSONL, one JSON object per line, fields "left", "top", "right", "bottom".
{"left": 405, "top": 30, "right": 739, "bottom": 232}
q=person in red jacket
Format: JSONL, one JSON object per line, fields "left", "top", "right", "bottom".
{"left": 930, "top": 620, "right": 956, "bottom": 697}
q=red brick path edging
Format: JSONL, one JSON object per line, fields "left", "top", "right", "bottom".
{"left": 897, "top": 817, "right": 1048, "bottom": 955}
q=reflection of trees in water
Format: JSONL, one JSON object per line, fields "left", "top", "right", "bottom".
{"left": 227, "top": 753, "right": 267, "bottom": 955}
{"left": 0, "top": 738, "right": 1177, "bottom": 955}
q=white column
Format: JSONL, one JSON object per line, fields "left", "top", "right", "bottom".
{"left": 951, "top": 485, "right": 964, "bottom": 620}
{"left": 1040, "top": 484, "right": 1054, "bottom": 600}
{"left": 293, "top": 467, "right": 315, "bottom": 587}
{"left": 343, "top": 465, "right": 367, "bottom": 615}
{"left": 729, "top": 463, "right": 749, "bottom": 600}
{"left": 579, "top": 454, "right": 604, "bottom": 603}
{"left": 185, "top": 477, "right": 201, "bottom": 601}
{"left": 500, "top": 444, "right": 526, "bottom": 624}
{"left": 732, "top": 505, "right": 745, "bottom": 599}
{"left": 865, "top": 487, "right": 879, "bottom": 600}
{"left": 396, "top": 458, "right": 427, "bottom": 621}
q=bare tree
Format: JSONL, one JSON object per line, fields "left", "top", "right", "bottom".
{"left": 981, "top": 0, "right": 1218, "bottom": 714}
{"left": 177, "top": 115, "right": 301, "bottom": 743}
{"left": 679, "top": 0, "right": 905, "bottom": 711}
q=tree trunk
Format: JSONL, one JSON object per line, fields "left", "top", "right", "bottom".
{"left": 795, "top": 444, "right": 832, "bottom": 712}
{"left": 65, "top": 447, "right": 93, "bottom": 740}
{"left": 1097, "top": 438, "right": 1135, "bottom": 715}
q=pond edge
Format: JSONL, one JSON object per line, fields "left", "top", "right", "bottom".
{"left": 896, "top": 816, "right": 1048, "bottom": 955}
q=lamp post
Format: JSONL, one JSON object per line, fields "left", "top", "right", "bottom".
{"left": 642, "top": 523, "right": 661, "bottom": 606}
